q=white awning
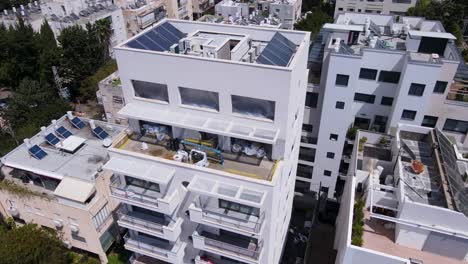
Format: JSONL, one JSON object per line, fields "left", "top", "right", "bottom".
{"left": 187, "top": 175, "right": 266, "bottom": 207}
{"left": 408, "top": 30, "right": 456, "bottom": 40}
{"left": 103, "top": 156, "right": 175, "bottom": 184}
{"left": 54, "top": 177, "right": 95, "bottom": 203}
{"left": 118, "top": 103, "right": 279, "bottom": 145}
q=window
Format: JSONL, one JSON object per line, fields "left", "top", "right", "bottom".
{"left": 132, "top": 80, "right": 169, "bottom": 102}
{"left": 381, "top": 96, "right": 394, "bottom": 106}
{"left": 408, "top": 83, "right": 425, "bottom": 96}
{"left": 443, "top": 119, "right": 468, "bottom": 134}
{"left": 365, "top": 10, "right": 372, "bottom": 13}
{"left": 359, "top": 68, "right": 378, "bottom": 80}
{"left": 335, "top": 101, "right": 345, "bottom": 109}
{"left": 299, "top": 147, "right": 316, "bottom": 162}
{"left": 295, "top": 180, "right": 311, "bottom": 193}
{"left": 72, "top": 233, "right": 86, "bottom": 243}
{"left": 401, "top": 110, "right": 417, "bottom": 120}
{"left": 297, "top": 164, "right": 313, "bottom": 179}
{"left": 338, "top": 7, "right": 343, "bottom": 11}
{"left": 125, "top": 176, "right": 160, "bottom": 193}
{"left": 180, "top": 87, "right": 219, "bottom": 111}
{"left": 326, "top": 152, "right": 335, "bottom": 159}
{"left": 354, "top": 93, "right": 375, "bottom": 104}
{"left": 302, "top": 124, "right": 313, "bottom": 133}
{"left": 231, "top": 95, "right": 275, "bottom": 120}
{"left": 358, "top": 9, "right": 362, "bottom": 12}
{"left": 421, "top": 115, "right": 438, "bottom": 128}
{"left": 433, "top": 81, "right": 448, "bottom": 94}
{"left": 348, "top": 8, "right": 354, "bottom": 11}
{"left": 335, "top": 74, "right": 349, "bottom": 86}
{"left": 305, "top": 92, "right": 318, "bottom": 108}
{"left": 219, "top": 199, "right": 260, "bottom": 217}
{"left": 92, "top": 203, "right": 111, "bottom": 230}
{"left": 378, "top": 71, "right": 401, "bottom": 84}
{"left": 330, "top": 134, "right": 338, "bottom": 141}
{"left": 324, "top": 170, "right": 332, "bottom": 177}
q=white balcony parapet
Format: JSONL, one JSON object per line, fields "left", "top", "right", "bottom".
{"left": 124, "top": 233, "right": 185, "bottom": 264}
{"left": 117, "top": 207, "right": 183, "bottom": 241}
{"left": 110, "top": 176, "right": 180, "bottom": 215}
{"left": 192, "top": 227, "right": 263, "bottom": 264}
{"left": 189, "top": 202, "right": 265, "bottom": 236}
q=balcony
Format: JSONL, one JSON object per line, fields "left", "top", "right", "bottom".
{"left": 300, "top": 135, "right": 317, "bottom": 145}
{"left": 192, "top": 226, "right": 263, "bottom": 264}
{"left": 195, "top": 254, "right": 245, "bottom": 264}
{"left": 446, "top": 84, "right": 468, "bottom": 107}
{"left": 117, "top": 207, "right": 183, "bottom": 241}
{"left": 109, "top": 176, "right": 180, "bottom": 215}
{"left": 188, "top": 198, "right": 265, "bottom": 236}
{"left": 124, "top": 233, "right": 185, "bottom": 264}
{"left": 130, "top": 254, "right": 171, "bottom": 264}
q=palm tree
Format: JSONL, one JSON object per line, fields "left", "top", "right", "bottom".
{"left": 95, "top": 18, "right": 112, "bottom": 59}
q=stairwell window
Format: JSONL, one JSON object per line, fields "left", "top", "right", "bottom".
{"left": 132, "top": 80, "right": 169, "bottom": 102}
{"left": 231, "top": 95, "right": 275, "bottom": 121}
{"left": 179, "top": 87, "right": 219, "bottom": 111}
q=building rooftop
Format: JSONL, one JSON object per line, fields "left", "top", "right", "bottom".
{"left": 324, "top": 13, "right": 459, "bottom": 62}
{"left": 198, "top": 14, "right": 281, "bottom": 29}
{"left": 1, "top": 113, "right": 125, "bottom": 182}
{"left": 118, "top": 19, "right": 308, "bottom": 68}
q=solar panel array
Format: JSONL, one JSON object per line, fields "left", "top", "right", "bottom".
{"left": 71, "top": 117, "right": 86, "bottom": 129}
{"left": 29, "top": 145, "right": 48, "bottom": 160}
{"left": 257, "top": 32, "right": 297, "bottom": 67}
{"left": 126, "top": 22, "right": 186, "bottom": 52}
{"left": 93, "top": 127, "right": 109, "bottom": 140}
{"left": 45, "top": 133, "right": 60, "bottom": 146}
{"left": 56, "top": 126, "right": 73, "bottom": 138}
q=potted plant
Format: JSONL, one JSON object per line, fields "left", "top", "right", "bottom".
{"left": 379, "top": 136, "right": 388, "bottom": 146}
{"left": 358, "top": 137, "right": 367, "bottom": 152}
{"left": 347, "top": 127, "right": 358, "bottom": 140}
{"left": 412, "top": 160, "right": 424, "bottom": 174}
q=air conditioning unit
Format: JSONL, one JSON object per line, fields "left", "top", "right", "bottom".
{"left": 8, "top": 207, "right": 19, "bottom": 217}
{"left": 53, "top": 219, "right": 63, "bottom": 228}
{"left": 69, "top": 224, "right": 79, "bottom": 233}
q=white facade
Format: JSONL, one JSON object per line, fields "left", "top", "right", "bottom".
{"left": 97, "top": 71, "right": 128, "bottom": 126}
{"left": 299, "top": 13, "right": 468, "bottom": 199}
{"left": 334, "top": 0, "right": 418, "bottom": 17}
{"left": 334, "top": 125, "right": 468, "bottom": 264}
{"left": 0, "top": 114, "right": 126, "bottom": 263}
{"left": 108, "top": 19, "right": 309, "bottom": 264}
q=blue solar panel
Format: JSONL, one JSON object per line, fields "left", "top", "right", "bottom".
{"left": 126, "top": 22, "right": 185, "bottom": 52}
{"left": 256, "top": 33, "right": 296, "bottom": 67}
{"left": 29, "top": 145, "right": 47, "bottom": 160}
{"left": 93, "top": 126, "right": 109, "bottom": 140}
{"left": 45, "top": 133, "right": 60, "bottom": 145}
{"left": 56, "top": 126, "right": 72, "bottom": 138}
{"left": 71, "top": 117, "right": 86, "bottom": 129}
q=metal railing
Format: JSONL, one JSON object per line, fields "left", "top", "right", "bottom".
{"left": 200, "top": 207, "right": 265, "bottom": 233}
{"left": 301, "top": 135, "right": 318, "bottom": 145}
{"left": 124, "top": 232, "right": 173, "bottom": 257}
{"left": 109, "top": 176, "right": 160, "bottom": 208}
{"left": 446, "top": 87, "right": 468, "bottom": 106}
{"left": 117, "top": 209, "right": 166, "bottom": 233}
{"left": 194, "top": 227, "right": 263, "bottom": 260}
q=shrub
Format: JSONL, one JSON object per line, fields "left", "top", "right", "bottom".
{"left": 351, "top": 198, "right": 365, "bottom": 246}
{"left": 347, "top": 127, "right": 358, "bottom": 140}
{"left": 358, "top": 137, "right": 367, "bottom": 152}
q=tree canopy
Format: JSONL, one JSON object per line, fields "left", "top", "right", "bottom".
{"left": 0, "top": 220, "right": 70, "bottom": 264}
{"left": 295, "top": 7, "right": 333, "bottom": 40}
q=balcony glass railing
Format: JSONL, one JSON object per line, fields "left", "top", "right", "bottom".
{"left": 118, "top": 209, "right": 168, "bottom": 233}
{"left": 301, "top": 135, "right": 318, "bottom": 145}
{"left": 110, "top": 176, "right": 162, "bottom": 208}
{"left": 194, "top": 227, "right": 263, "bottom": 260}
{"left": 124, "top": 232, "right": 178, "bottom": 257}
{"left": 198, "top": 205, "right": 265, "bottom": 233}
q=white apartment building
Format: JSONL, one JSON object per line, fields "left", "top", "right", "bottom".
{"left": 334, "top": 125, "right": 468, "bottom": 264}
{"left": 106, "top": 19, "right": 309, "bottom": 264}
{"left": 41, "top": 0, "right": 127, "bottom": 48}
{"left": 299, "top": 13, "right": 468, "bottom": 199}
{"left": 334, "top": 0, "right": 418, "bottom": 17}
{"left": 116, "top": 0, "right": 167, "bottom": 37}
{"left": 97, "top": 71, "right": 128, "bottom": 126}
{"left": 0, "top": 112, "right": 126, "bottom": 262}
{"left": 198, "top": 14, "right": 282, "bottom": 29}
{"left": 0, "top": 2, "right": 43, "bottom": 31}
{"left": 214, "top": 0, "right": 301, "bottom": 29}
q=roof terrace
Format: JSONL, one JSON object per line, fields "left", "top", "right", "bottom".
{"left": 118, "top": 19, "right": 307, "bottom": 67}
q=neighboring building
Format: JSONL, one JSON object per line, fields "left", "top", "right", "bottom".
{"left": 300, "top": 13, "right": 468, "bottom": 199}
{"left": 192, "top": 0, "right": 215, "bottom": 19}
{"left": 106, "top": 19, "right": 309, "bottom": 263}
{"left": 334, "top": 0, "right": 417, "bottom": 17}
{"left": 116, "top": 0, "right": 167, "bottom": 37}
{"left": 334, "top": 125, "right": 468, "bottom": 264}
{"left": 41, "top": 0, "right": 127, "bottom": 49}
{"left": 198, "top": 14, "right": 281, "bottom": 28}
{"left": 0, "top": 2, "right": 43, "bottom": 31}
{"left": 214, "top": 0, "right": 301, "bottom": 29}
{"left": 0, "top": 112, "right": 126, "bottom": 262}
{"left": 97, "top": 71, "right": 128, "bottom": 126}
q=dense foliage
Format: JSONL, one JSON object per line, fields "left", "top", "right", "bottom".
{"left": 351, "top": 198, "right": 365, "bottom": 246}
{"left": 0, "top": 220, "right": 70, "bottom": 264}
{"left": 294, "top": 7, "right": 333, "bottom": 40}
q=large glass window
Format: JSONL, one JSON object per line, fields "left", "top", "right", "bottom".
{"left": 305, "top": 92, "right": 318, "bottom": 108}
{"left": 359, "top": 68, "right": 378, "bottom": 80}
{"left": 125, "top": 176, "right": 160, "bottom": 193}
{"left": 408, "top": 83, "right": 426, "bottom": 96}
{"left": 218, "top": 199, "right": 260, "bottom": 217}
{"left": 378, "top": 71, "right": 401, "bottom": 84}
{"left": 299, "top": 147, "right": 316, "bottom": 162}
{"left": 354, "top": 93, "right": 375, "bottom": 104}
{"left": 433, "top": 81, "right": 448, "bottom": 94}
{"left": 179, "top": 87, "right": 219, "bottom": 111}
{"left": 297, "top": 164, "right": 313, "bottom": 178}
{"left": 132, "top": 80, "right": 169, "bottom": 102}
{"left": 231, "top": 95, "right": 275, "bottom": 120}
{"left": 443, "top": 119, "right": 468, "bottom": 134}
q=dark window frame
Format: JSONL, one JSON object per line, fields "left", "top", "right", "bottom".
{"left": 401, "top": 109, "right": 417, "bottom": 121}
{"left": 443, "top": 119, "right": 468, "bottom": 134}
{"left": 132, "top": 80, "right": 169, "bottom": 102}
{"left": 354, "top": 93, "right": 375, "bottom": 104}
{"left": 433, "top": 81, "right": 448, "bottom": 94}
{"left": 359, "top": 68, "right": 378, "bottom": 80}
{"left": 335, "top": 74, "right": 349, "bottom": 86}
{"left": 381, "top": 96, "right": 394, "bottom": 106}
{"left": 378, "top": 71, "right": 401, "bottom": 84}
{"left": 421, "top": 115, "right": 438, "bottom": 128}
{"left": 336, "top": 101, "right": 345, "bottom": 109}
{"left": 324, "top": 170, "right": 332, "bottom": 177}
{"left": 305, "top": 92, "right": 319, "bottom": 108}
{"left": 408, "top": 83, "right": 426, "bottom": 96}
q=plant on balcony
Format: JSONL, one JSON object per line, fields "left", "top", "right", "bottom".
{"left": 358, "top": 137, "right": 367, "bottom": 152}
{"left": 0, "top": 180, "right": 51, "bottom": 200}
{"left": 379, "top": 136, "right": 388, "bottom": 146}
{"left": 351, "top": 198, "right": 365, "bottom": 246}
{"left": 347, "top": 127, "right": 358, "bottom": 140}
{"left": 411, "top": 160, "right": 424, "bottom": 174}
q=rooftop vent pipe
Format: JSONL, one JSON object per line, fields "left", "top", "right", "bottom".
{"left": 66, "top": 111, "right": 74, "bottom": 120}
{"left": 23, "top": 138, "right": 32, "bottom": 149}
{"left": 40, "top": 126, "right": 47, "bottom": 136}
{"left": 51, "top": 119, "right": 58, "bottom": 129}
{"left": 334, "top": 38, "right": 341, "bottom": 52}
{"left": 89, "top": 120, "right": 96, "bottom": 130}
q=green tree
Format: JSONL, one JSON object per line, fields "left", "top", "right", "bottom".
{"left": 0, "top": 220, "right": 70, "bottom": 264}
{"left": 37, "top": 20, "right": 60, "bottom": 86}
{"left": 295, "top": 7, "right": 333, "bottom": 40}
{"left": 95, "top": 18, "right": 113, "bottom": 60}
